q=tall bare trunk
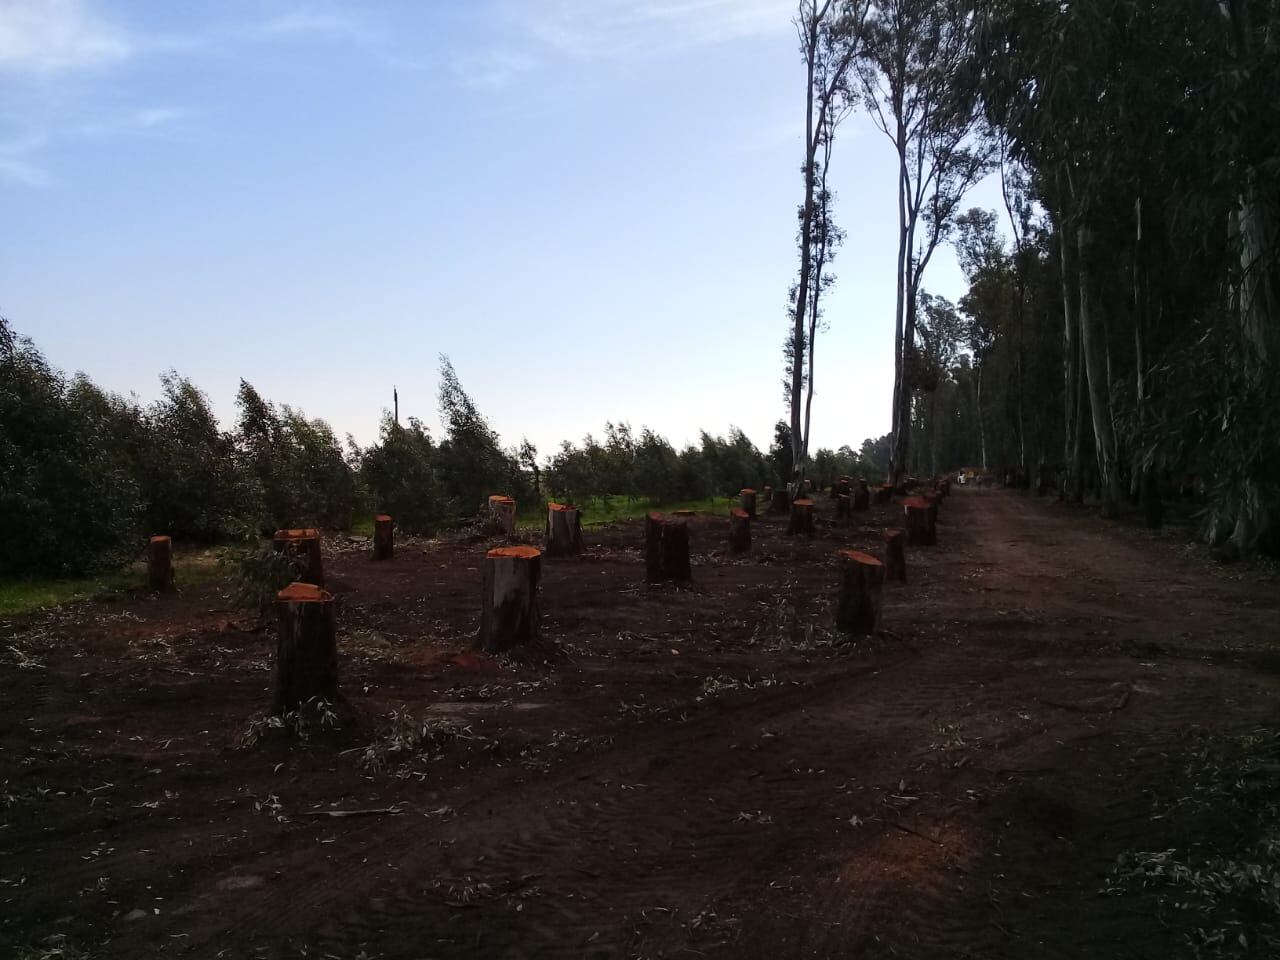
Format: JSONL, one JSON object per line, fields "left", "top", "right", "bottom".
{"left": 1059, "top": 220, "right": 1080, "bottom": 497}
{"left": 976, "top": 366, "right": 987, "bottom": 470}
{"left": 1077, "top": 223, "right": 1121, "bottom": 517}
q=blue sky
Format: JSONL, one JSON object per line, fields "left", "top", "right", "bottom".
{"left": 0, "top": 0, "right": 1000, "bottom": 458}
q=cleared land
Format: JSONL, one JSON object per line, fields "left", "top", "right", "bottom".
{"left": 2, "top": 489, "right": 1278, "bottom": 958}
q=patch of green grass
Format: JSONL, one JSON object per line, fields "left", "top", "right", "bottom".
{"left": 515, "top": 496, "right": 733, "bottom": 530}
{"left": 0, "top": 548, "right": 227, "bottom": 618}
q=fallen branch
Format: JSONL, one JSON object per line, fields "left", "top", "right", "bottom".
{"left": 300, "top": 805, "right": 404, "bottom": 818}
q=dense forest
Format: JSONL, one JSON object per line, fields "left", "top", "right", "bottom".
{"left": 0, "top": 318, "right": 887, "bottom": 577}
{"left": 781, "top": 0, "right": 1278, "bottom": 558}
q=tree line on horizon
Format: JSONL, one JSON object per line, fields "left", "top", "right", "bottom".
{"left": 781, "top": 0, "right": 1278, "bottom": 557}
{"left": 0, "top": 319, "right": 889, "bottom": 577}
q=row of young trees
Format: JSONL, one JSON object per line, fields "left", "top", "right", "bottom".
{"left": 783, "top": 0, "right": 1279, "bottom": 555}
{"left": 1, "top": 319, "right": 883, "bottom": 577}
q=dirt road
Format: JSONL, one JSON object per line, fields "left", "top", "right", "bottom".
{"left": 3, "top": 489, "right": 1277, "bottom": 958}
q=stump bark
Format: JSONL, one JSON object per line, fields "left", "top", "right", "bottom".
{"left": 788, "top": 498, "right": 815, "bottom": 535}
{"left": 273, "top": 583, "right": 338, "bottom": 712}
{"left": 273, "top": 529, "right": 324, "bottom": 586}
{"left": 852, "top": 483, "right": 870, "bottom": 512}
{"left": 148, "top": 535, "right": 174, "bottom": 592}
{"left": 903, "top": 497, "right": 936, "bottom": 546}
{"left": 836, "top": 550, "right": 884, "bottom": 635}
{"left": 874, "top": 483, "right": 894, "bottom": 505}
{"left": 373, "top": 514, "right": 394, "bottom": 561}
{"left": 545, "top": 502, "right": 583, "bottom": 557}
{"left": 487, "top": 495, "right": 517, "bottom": 536}
{"left": 645, "top": 512, "right": 692, "bottom": 583}
{"left": 739, "top": 488, "right": 757, "bottom": 518}
{"left": 770, "top": 488, "right": 791, "bottom": 515}
{"left": 477, "top": 545, "right": 541, "bottom": 653}
{"left": 883, "top": 529, "right": 906, "bottom": 582}
{"left": 834, "top": 476, "right": 851, "bottom": 500}
{"left": 835, "top": 494, "right": 851, "bottom": 522}
{"left": 728, "top": 507, "right": 751, "bottom": 553}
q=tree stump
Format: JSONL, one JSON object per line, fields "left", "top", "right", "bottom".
{"left": 852, "top": 484, "right": 870, "bottom": 512}
{"left": 883, "top": 529, "right": 906, "bottom": 582}
{"left": 836, "top": 550, "right": 884, "bottom": 635}
{"left": 770, "top": 488, "right": 791, "bottom": 515}
{"left": 903, "top": 497, "right": 936, "bottom": 546}
{"left": 487, "top": 495, "right": 517, "bottom": 536}
{"left": 763, "top": 485, "right": 774, "bottom": 508}
{"left": 874, "top": 483, "right": 894, "bottom": 505}
{"left": 373, "top": 514, "right": 394, "bottom": 560}
{"left": 273, "top": 529, "right": 324, "bottom": 586}
{"left": 739, "top": 488, "right": 757, "bottom": 518}
{"left": 545, "top": 502, "right": 583, "bottom": 556}
{"left": 788, "top": 498, "right": 815, "bottom": 535}
{"left": 477, "top": 545, "right": 541, "bottom": 653}
{"left": 273, "top": 583, "right": 338, "bottom": 713}
{"left": 729, "top": 507, "right": 751, "bottom": 553}
{"left": 836, "top": 494, "right": 851, "bottom": 522}
{"left": 834, "top": 476, "right": 851, "bottom": 500}
{"left": 148, "top": 535, "right": 174, "bottom": 592}
{"left": 645, "top": 512, "right": 691, "bottom": 583}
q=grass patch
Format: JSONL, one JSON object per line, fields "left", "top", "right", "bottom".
{"left": 0, "top": 548, "right": 227, "bottom": 618}
{"left": 516, "top": 496, "right": 732, "bottom": 530}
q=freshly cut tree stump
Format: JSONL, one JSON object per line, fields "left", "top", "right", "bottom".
{"left": 739, "top": 488, "right": 757, "bottom": 518}
{"left": 788, "top": 498, "right": 815, "bottom": 535}
{"left": 545, "top": 502, "right": 584, "bottom": 556}
{"left": 770, "top": 488, "right": 791, "bottom": 515}
{"left": 836, "top": 494, "right": 851, "bottom": 522}
{"left": 874, "top": 483, "right": 894, "bottom": 505}
{"left": 883, "top": 529, "right": 906, "bottom": 582}
{"left": 487, "top": 495, "right": 517, "bottom": 536}
{"left": 728, "top": 507, "right": 751, "bottom": 553}
{"left": 903, "top": 497, "right": 936, "bottom": 546}
{"left": 852, "top": 482, "right": 871, "bottom": 512}
{"left": 672, "top": 509, "right": 696, "bottom": 519}
{"left": 477, "top": 545, "right": 542, "bottom": 653}
{"left": 273, "top": 529, "right": 324, "bottom": 586}
{"left": 373, "top": 514, "right": 394, "bottom": 560}
{"left": 148, "top": 535, "right": 175, "bottom": 592}
{"left": 645, "top": 512, "right": 692, "bottom": 583}
{"left": 836, "top": 550, "right": 884, "bottom": 635}
{"left": 273, "top": 582, "right": 338, "bottom": 712}
{"left": 834, "top": 476, "right": 851, "bottom": 499}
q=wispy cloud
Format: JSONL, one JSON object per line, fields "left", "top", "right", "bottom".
{"left": 256, "top": 8, "right": 375, "bottom": 44}
{"left": 0, "top": 0, "right": 132, "bottom": 74}
{"left": 453, "top": 48, "right": 538, "bottom": 89}
{"left": 0, "top": 132, "right": 52, "bottom": 186}
{"left": 509, "top": 0, "right": 794, "bottom": 60}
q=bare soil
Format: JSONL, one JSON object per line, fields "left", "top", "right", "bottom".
{"left": 3, "top": 489, "right": 1278, "bottom": 959}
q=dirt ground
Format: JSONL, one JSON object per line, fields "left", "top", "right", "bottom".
{"left": 3, "top": 489, "right": 1278, "bottom": 959}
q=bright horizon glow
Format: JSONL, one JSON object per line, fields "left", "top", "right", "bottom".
{"left": 1, "top": 0, "right": 1004, "bottom": 459}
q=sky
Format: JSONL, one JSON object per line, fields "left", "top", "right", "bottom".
{"left": 0, "top": 0, "right": 1003, "bottom": 458}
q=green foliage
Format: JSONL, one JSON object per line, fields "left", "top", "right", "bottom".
{"left": 139, "top": 372, "right": 246, "bottom": 541}
{"left": 221, "top": 530, "right": 305, "bottom": 616}
{"left": 0, "top": 319, "right": 143, "bottom": 576}
{"left": 436, "top": 355, "right": 521, "bottom": 515}
{"left": 361, "top": 415, "right": 447, "bottom": 535}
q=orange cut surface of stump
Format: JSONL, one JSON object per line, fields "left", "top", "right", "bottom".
{"left": 901, "top": 497, "right": 931, "bottom": 509}
{"left": 730, "top": 508, "right": 749, "bottom": 519}
{"left": 672, "top": 509, "right": 695, "bottom": 517}
{"left": 375, "top": 514, "right": 392, "bottom": 522}
{"left": 277, "top": 583, "right": 331, "bottom": 603}
{"left": 487, "top": 545, "right": 542, "bottom": 560}
{"left": 740, "top": 488, "right": 756, "bottom": 495}
{"left": 548, "top": 502, "right": 576, "bottom": 512}
{"left": 150, "top": 535, "right": 171, "bottom": 544}
{"left": 274, "top": 528, "right": 320, "bottom": 541}
{"left": 839, "top": 549, "right": 883, "bottom": 566}
{"left": 793, "top": 498, "right": 815, "bottom": 507}
{"left": 488, "top": 495, "right": 515, "bottom": 504}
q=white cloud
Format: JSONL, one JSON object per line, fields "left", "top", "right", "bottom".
{"left": 0, "top": 0, "right": 131, "bottom": 73}
{"left": 453, "top": 48, "right": 538, "bottom": 89}
{"left": 510, "top": 0, "right": 794, "bottom": 59}
{"left": 256, "top": 7, "right": 376, "bottom": 44}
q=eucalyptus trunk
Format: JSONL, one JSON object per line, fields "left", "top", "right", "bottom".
{"left": 1077, "top": 223, "right": 1122, "bottom": 518}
